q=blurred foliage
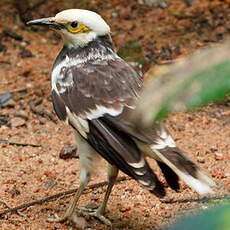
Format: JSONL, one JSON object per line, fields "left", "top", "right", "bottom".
{"left": 154, "top": 60, "right": 230, "bottom": 122}
{"left": 132, "top": 41, "right": 230, "bottom": 129}
{"left": 165, "top": 203, "right": 230, "bottom": 230}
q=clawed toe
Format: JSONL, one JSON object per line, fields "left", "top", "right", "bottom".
{"left": 78, "top": 207, "right": 113, "bottom": 229}
{"left": 47, "top": 207, "right": 113, "bottom": 229}
{"left": 47, "top": 213, "right": 68, "bottom": 223}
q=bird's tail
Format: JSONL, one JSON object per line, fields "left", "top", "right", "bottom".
{"left": 148, "top": 126, "right": 216, "bottom": 195}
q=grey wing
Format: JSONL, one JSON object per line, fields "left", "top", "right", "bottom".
{"left": 57, "top": 58, "right": 141, "bottom": 119}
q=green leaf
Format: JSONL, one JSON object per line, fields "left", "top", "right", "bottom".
{"left": 154, "top": 60, "right": 230, "bottom": 121}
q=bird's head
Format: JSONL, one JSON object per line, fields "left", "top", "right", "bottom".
{"left": 27, "top": 9, "right": 110, "bottom": 47}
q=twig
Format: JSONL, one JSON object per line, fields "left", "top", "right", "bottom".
{"left": 0, "top": 139, "right": 40, "bottom": 147}
{"left": 0, "top": 200, "right": 11, "bottom": 209}
{"left": 0, "top": 61, "right": 11, "bottom": 65}
{"left": 28, "top": 99, "right": 57, "bottom": 124}
{"left": 0, "top": 82, "right": 50, "bottom": 95}
{"left": 0, "top": 87, "right": 27, "bottom": 95}
{"left": 0, "top": 200, "right": 27, "bottom": 218}
{"left": 13, "top": 113, "right": 28, "bottom": 121}
{"left": 160, "top": 194, "right": 230, "bottom": 204}
{"left": 0, "top": 176, "right": 128, "bottom": 218}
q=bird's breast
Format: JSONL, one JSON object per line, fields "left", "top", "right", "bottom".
{"left": 51, "top": 55, "right": 74, "bottom": 93}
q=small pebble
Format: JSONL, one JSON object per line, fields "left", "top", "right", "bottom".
{"left": 41, "top": 38, "right": 47, "bottom": 43}
{"left": 20, "top": 41, "right": 27, "bottom": 48}
{"left": 123, "top": 211, "right": 130, "bottom": 218}
{"left": 145, "top": 211, "right": 150, "bottom": 217}
{"left": 59, "top": 145, "right": 78, "bottom": 159}
{"left": 93, "top": 189, "right": 99, "bottom": 194}
{"left": 38, "top": 158, "right": 43, "bottom": 164}
{"left": 50, "top": 157, "right": 56, "bottom": 163}
{"left": 41, "top": 179, "right": 56, "bottom": 189}
{"left": 210, "top": 146, "right": 217, "bottom": 152}
{"left": 0, "top": 93, "right": 13, "bottom": 107}
{"left": 215, "top": 152, "right": 223, "bottom": 160}
{"left": 10, "top": 117, "right": 26, "bottom": 127}
{"left": 197, "top": 156, "right": 205, "bottom": 163}
{"left": 215, "top": 152, "right": 223, "bottom": 157}
{"left": 21, "top": 49, "right": 33, "bottom": 58}
{"left": 39, "top": 117, "right": 46, "bottom": 124}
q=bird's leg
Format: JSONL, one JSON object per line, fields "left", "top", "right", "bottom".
{"left": 47, "top": 167, "right": 91, "bottom": 223}
{"left": 48, "top": 129, "right": 98, "bottom": 223}
{"left": 97, "top": 165, "right": 118, "bottom": 215}
{"left": 80, "top": 164, "right": 118, "bottom": 228}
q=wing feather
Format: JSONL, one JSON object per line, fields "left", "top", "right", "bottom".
{"left": 57, "top": 58, "right": 141, "bottom": 119}
{"left": 88, "top": 118, "right": 165, "bottom": 196}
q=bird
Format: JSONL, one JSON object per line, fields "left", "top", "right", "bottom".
{"left": 27, "top": 9, "right": 216, "bottom": 227}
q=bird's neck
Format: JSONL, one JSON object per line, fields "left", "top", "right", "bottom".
{"left": 52, "top": 34, "right": 117, "bottom": 72}
{"left": 65, "top": 34, "right": 114, "bottom": 55}
{"left": 55, "top": 35, "right": 115, "bottom": 65}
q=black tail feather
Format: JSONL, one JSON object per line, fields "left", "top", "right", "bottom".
{"left": 157, "top": 161, "right": 180, "bottom": 191}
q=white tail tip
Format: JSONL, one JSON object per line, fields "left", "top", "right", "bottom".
{"left": 180, "top": 172, "right": 214, "bottom": 195}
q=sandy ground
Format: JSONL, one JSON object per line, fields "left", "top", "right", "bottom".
{"left": 0, "top": 0, "right": 230, "bottom": 229}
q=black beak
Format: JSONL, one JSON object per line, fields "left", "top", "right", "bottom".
{"left": 27, "top": 17, "right": 65, "bottom": 30}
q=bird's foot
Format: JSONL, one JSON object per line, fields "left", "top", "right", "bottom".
{"left": 79, "top": 206, "right": 113, "bottom": 229}
{"left": 47, "top": 206, "right": 112, "bottom": 229}
{"left": 47, "top": 213, "right": 69, "bottom": 223}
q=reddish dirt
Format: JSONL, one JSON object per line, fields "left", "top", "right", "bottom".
{"left": 0, "top": 0, "right": 230, "bottom": 229}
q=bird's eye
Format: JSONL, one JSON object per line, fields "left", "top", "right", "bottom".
{"left": 70, "top": 21, "right": 78, "bottom": 28}
{"left": 67, "top": 22, "right": 90, "bottom": 34}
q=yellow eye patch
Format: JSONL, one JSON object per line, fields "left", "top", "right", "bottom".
{"left": 67, "top": 23, "right": 91, "bottom": 34}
